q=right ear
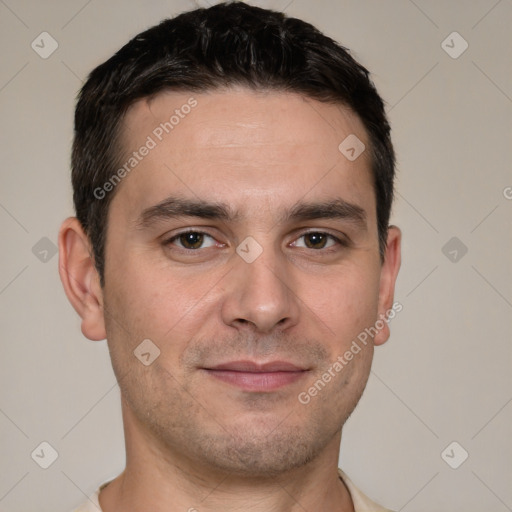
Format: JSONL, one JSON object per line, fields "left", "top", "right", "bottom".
{"left": 58, "top": 217, "right": 106, "bottom": 341}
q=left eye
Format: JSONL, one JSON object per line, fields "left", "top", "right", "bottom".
{"left": 292, "top": 232, "right": 340, "bottom": 250}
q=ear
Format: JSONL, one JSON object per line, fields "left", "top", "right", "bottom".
{"left": 58, "top": 217, "right": 106, "bottom": 341}
{"left": 373, "top": 225, "right": 402, "bottom": 346}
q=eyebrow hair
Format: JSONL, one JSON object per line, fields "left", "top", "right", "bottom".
{"left": 283, "top": 198, "right": 366, "bottom": 228}
{"left": 136, "top": 196, "right": 367, "bottom": 230}
{"left": 137, "top": 197, "right": 239, "bottom": 229}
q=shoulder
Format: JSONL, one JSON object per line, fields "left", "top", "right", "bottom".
{"left": 338, "top": 468, "right": 395, "bottom": 512}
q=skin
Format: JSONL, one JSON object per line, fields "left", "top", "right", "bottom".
{"left": 59, "top": 87, "right": 401, "bottom": 512}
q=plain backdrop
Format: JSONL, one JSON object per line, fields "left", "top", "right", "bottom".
{"left": 1, "top": 1, "right": 511, "bottom": 511}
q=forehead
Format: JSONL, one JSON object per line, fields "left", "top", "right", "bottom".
{"left": 121, "top": 87, "right": 368, "bottom": 153}
{"left": 112, "top": 87, "right": 374, "bottom": 221}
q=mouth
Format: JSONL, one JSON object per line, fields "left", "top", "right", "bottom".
{"left": 201, "top": 360, "right": 309, "bottom": 392}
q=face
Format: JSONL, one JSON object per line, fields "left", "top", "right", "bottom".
{"left": 95, "top": 88, "right": 399, "bottom": 477}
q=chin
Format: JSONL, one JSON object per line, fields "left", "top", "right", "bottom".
{"left": 191, "top": 422, "right": 330, "bottom": 479}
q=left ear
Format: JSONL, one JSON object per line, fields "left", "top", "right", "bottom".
{"left": 373, "top": 225, "right": 402, "bottom": 346}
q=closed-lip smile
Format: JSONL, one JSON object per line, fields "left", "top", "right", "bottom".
{"left": 202, "top": 360, "right": 309, "bottom": 391}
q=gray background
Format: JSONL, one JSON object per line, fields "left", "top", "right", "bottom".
{"left": 1, "top": 0, "right": 511, "bottom": 511}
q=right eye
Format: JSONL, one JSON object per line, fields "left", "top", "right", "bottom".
{"left": 164, "top": 230, "right": 219, "bottom": 251}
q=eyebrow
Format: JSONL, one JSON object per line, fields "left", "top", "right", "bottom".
{"left": 136, "top": 196, "right": 367, "bottom": 230}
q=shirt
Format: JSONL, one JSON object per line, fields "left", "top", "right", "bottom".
{"left": 70, "top": 468, "right": 393, "bottom": 511}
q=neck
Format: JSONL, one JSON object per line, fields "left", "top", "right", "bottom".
{"left": 99, "top": 402, "right": 354, "bottom": 512}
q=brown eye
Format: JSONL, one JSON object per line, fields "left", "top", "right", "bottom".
{"left": 303, "top": 232, "right": 329, "bottom": 249}
{"left": 179, "top": 232, "right": 204, "bottom": 249}
{"left": 166, "top": 231, "right": 217, "bottom": 250}
{"left": 291, "top": 231, "right": 347, "bottom": 252}
{"left": 295, "top": 232, "right": 341, "bottom": 250}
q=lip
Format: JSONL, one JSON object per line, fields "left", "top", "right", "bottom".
{"left": 202, "top": 360, "right": 309, "bottom": 391}
{"left": 207, "top": 360, "right": 306, "bottom": 372}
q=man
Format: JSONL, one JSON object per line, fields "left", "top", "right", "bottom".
{"left": 59, "top": 2, "right": 401, "bottom": 511}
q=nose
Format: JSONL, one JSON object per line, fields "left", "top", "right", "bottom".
{"left": 220, "top": 245, "right": 300, "bottom": 334}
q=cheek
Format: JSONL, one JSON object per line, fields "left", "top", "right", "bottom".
{"left": 305, "top": 263, "right": 381, "bottom": 345}
{"left": 105, "top": 251, "right": 221, "bottom": 356}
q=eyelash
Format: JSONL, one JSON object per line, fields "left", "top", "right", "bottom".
{"left": 163, "top": 229, "right": 349, "bottom": 253}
